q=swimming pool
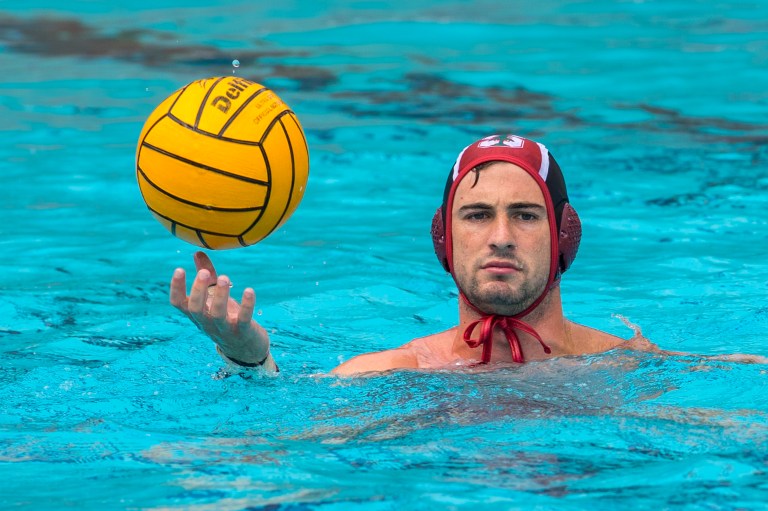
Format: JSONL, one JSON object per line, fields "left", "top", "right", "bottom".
{"left": 2, "top": 1, "right": 767, "bottom": 509}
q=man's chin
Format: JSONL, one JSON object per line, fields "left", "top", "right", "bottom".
{"left": 470, "top": 293, "right": 530, "bottom": 317}
{"left": 480, "top": 304, "right": 527, "bottom": 316}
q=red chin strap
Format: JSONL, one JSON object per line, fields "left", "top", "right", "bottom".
{"left": 460, "top": 294, "right": 552, "bottom": 364}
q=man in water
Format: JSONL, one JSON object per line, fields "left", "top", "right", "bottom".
{"left": 170, "top": 134, "right": 632, "bottom": 375}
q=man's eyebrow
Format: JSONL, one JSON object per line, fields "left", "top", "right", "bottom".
{"left": 457, "top": 202, "right": 493, "bottom": 212}
{"left": 507, "top": 202, "right": 546, "bottom": 211}
{"left": 457, "top": 202, "right": 546, "bottom": 211}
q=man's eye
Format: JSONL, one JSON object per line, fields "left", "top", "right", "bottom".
{"left": 519, "top": 212, "right": 538, "bottom": 221}
{"left": 465, "top": 212, "right": 489, "bottom": 221}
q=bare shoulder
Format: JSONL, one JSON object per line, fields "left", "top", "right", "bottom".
{"left": 573, "top": 320, "right": 768, "bottom": 363}
{"left": 618, "top": 332, "right": 768, "bottom": 364}
{"left": 569, "top": 321, "right": 631, "bottom": 354}
{"left": 331, "top": 329, "right": 457, "bottom": 376}
{"left": 331, "top": 346, "right": 419, "bottom": 376}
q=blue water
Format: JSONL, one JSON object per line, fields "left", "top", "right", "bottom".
{"left": 2, "top": 1, "right": 768, "bottom": 509}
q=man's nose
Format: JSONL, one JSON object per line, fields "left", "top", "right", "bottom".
{"left": 488, "top": 216, "right": 515, "bottom": 249}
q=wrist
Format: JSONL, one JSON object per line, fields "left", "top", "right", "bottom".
{"left": 216, "top": 345, "right": 278, "bottom": 372}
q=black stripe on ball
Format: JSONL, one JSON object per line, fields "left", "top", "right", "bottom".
{"left": 137, "top": 164, "right": 266, "bottom": 213}
{"left": 194, "top": 77, "right": 227, "bottom": 129}
{"left": 216, "top": 86, "right": 269, "bottom": 137}
{"left": 141, "top": 141, "right": 269, "bottom": 186}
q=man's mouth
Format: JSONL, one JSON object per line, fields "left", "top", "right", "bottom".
{"left": 480, "top": 260, "right": 522, "bottom": 274}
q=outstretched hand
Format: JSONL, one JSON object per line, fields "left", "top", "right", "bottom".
{"left": 170, "top": 251, "right": 271, "bottom": 365}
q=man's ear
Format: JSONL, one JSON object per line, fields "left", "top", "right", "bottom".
{"left": 431, "top": 208, "right": 450, "bottom": 272}
{"left": 558, "top": 203, "right": 581, "bottom": 273}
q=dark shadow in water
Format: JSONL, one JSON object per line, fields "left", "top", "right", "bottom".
{"left": 332, "top": 72, "right": 580, "bottom": 130}
{"left": 614, "top": 103, "right": 768, "bottom": 146}
{"left": 0, "top": 14, "right": 336, "bottom": 91}
{"left": 1, "top": 13, "right": 766, "bottom": 145}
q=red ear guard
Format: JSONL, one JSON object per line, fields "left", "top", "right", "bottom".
{"left": 431, "top": 203, "right": 581, "bottom": 275}
{"left": 431, "top": 207, "right": 449, "bottom": 272}
{"left": 557, "top": 202, "right": 581, "bottom": 273}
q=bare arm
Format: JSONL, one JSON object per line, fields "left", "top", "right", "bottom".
{"left": 331, "top": 347, "right": 420, "bottom": 376}
{"left": 628, "top": 338, "right": 768, "bottom": 364}
{"left": 615, "top": 327, "right": 768, "bottom": 364}
{"left": 169, "top": 252, "right": 277, "bottom": 372}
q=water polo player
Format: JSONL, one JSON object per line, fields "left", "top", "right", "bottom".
{"left": 170, "top": 134, "right": 632, "bottom": 375}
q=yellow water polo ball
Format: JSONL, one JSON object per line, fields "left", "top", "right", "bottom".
{"left": 135, "top": 76, "right": 309, "bottom": 249}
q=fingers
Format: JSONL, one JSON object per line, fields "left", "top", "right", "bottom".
{"left": 188, "top": 269, "right": 213, "bottom": 315}
{"left": 169, "top": 268, "right": 188, "bottom": 311}
{"left": 210, "top": 275, "right": 232, "bottom": 331}
{"left": 171, "top": 256, "right": 254, "bottom": 350}
{"left": 194, "top": 251, "right": 218, "bottom": 280}
{"left": 237, "top": 288, "right": 256, "bottom": 330}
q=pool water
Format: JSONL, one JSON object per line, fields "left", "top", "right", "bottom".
{"left": 2, "top": 1, "right": 767, "bottom": 509}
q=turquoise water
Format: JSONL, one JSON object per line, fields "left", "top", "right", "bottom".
{"left": 2, "top": 1, "right": 768, "bottom": 509}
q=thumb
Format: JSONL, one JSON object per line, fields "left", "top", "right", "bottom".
{"left": 193, "top": 251, "right": 218, "bottom": 280}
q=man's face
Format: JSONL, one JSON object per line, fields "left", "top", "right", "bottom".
{"left": 451, "top": 162, "right": 551, "bottom": 316}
